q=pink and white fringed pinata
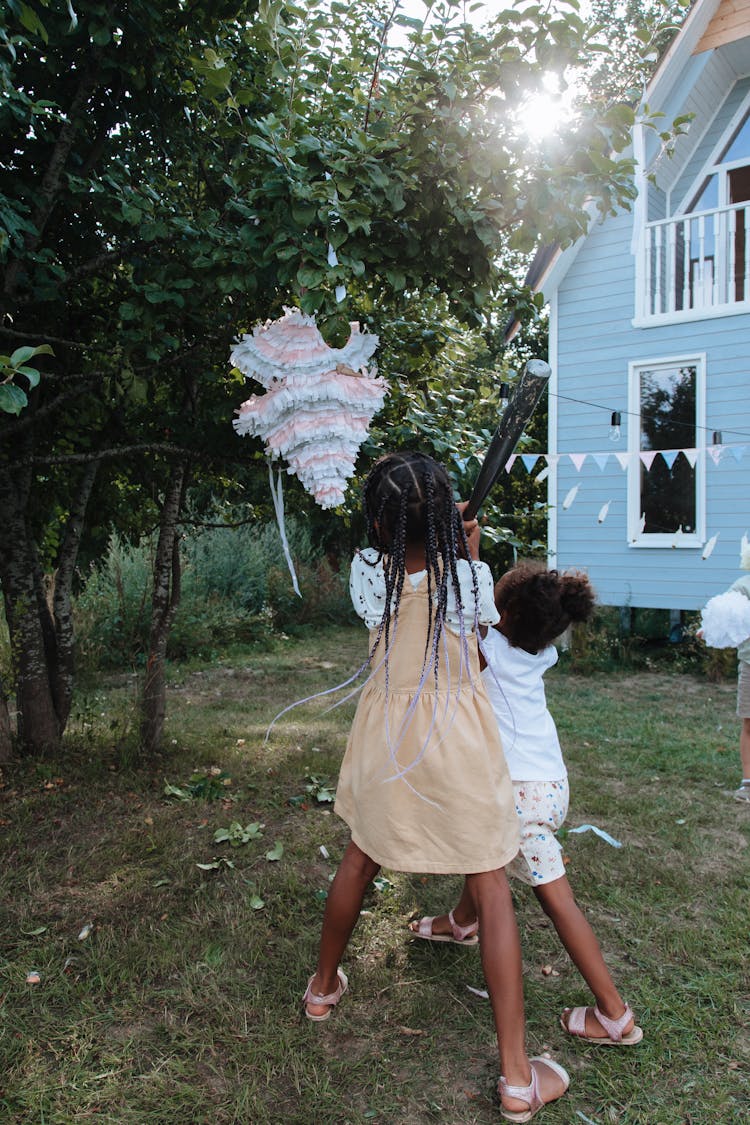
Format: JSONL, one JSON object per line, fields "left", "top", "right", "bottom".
{"left": 232, "top": 307, "right": 387, "bottom": 509}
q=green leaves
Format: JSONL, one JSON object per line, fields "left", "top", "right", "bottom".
{"left": 0, "top": 342, "right": 53, "bottom": 414}
{"left": 213, "top": 821, "right": 264, "bottom": 846}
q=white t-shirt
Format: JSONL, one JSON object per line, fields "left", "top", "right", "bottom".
{"left": 349, "top": 547, "right": 500, "bottom": 634}
{"left": 481, "top": 627, "right": 566, "bottom": 782}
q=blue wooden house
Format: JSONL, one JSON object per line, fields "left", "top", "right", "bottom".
{"left": 520, "top": 0, "right": 750, "bottom": 612}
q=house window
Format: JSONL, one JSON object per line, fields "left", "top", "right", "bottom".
{"left": 680, "top": 107, "right": 750, "bottom": 306}
{"left": 628, "top": 356, "right": 706, "bottom": 546}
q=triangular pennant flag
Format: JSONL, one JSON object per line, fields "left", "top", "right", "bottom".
{"left": 545, "top": 454, "right": 560, "bottom": 466}
{"left": 707, "top": 445, "right": 722, "bottom": 465}
{"left": 505, "top": 453, "right": 517, "bottom": 472}
{"left": 640, "top": 451, "right": 658, "bottom": 470}
{"left": 615, "top": 452, "right": 630, "bottom": 470}
{"left": 520, "top": 454, "right": 540, "bottom": 473}
{"left": 569, "top": 453, "right": 587, "bottom": 472}
{"left": 661, "top": 450, "right": 679, "bottom": 469}
{"left": 592, "top": 453, "right": 609, "bottom": 471}
{"left": 731, "top": 444, "right": 746, "bottom": 463}
{"left": 683, "top": 448, "right": 698, "bottom": 467}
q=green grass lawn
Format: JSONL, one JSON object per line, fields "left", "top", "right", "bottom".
{"left": 0, "top": 627, "right": 747, "bottom": 1124}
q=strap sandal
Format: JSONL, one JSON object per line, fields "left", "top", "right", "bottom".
{"left": 302, "top": 967, "right": 348, "bottom": 1022}
{"left": 409, "top": 909, "right": 479, "bottom": 945}
{"left": 498, "top": 1057, "right": 570, "bottom": 1123}
{"left": 561, "top": 1002, "right": 643, "bottom": 1045}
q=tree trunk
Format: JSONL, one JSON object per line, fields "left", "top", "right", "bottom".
{"left": 0, "top": 469, "right": 61, "bottom": 754}
{"left": 52, "top": 460, "right": 99, "bottom": 729}
{"left": 140, "top": 460, "right": 188, "bottom": 755}
{"left": 0, "top": 673, "right": 13, "bottom": 764}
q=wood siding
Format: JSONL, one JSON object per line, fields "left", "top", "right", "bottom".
{"left": 554, "top": 204, "right": 750, "bottom": 611}
{"left": 695, "top": 0, "right": 750, "bottom": 53}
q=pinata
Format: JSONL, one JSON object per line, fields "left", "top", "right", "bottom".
{"left": 232, "top": 307, "right": 386, "bottom": 509}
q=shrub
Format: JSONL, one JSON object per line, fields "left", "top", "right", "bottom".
{"left": 74, "top": 517, "right": 351, "bottom": 670}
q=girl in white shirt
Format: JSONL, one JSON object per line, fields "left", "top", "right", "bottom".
{"left": 411, "top": 562, "right": 643, "bottom": 1047}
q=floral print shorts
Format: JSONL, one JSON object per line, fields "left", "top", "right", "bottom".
{"left": 506, "top": 778, "right": 570, "bottom": 886}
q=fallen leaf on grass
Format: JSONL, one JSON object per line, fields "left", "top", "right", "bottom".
{"left": 249, "top": 895, "right": 264, "bottom": 910}
{"left": 78, "top": 922, "right": 94, "bottom": 941}
{"left": 21, "top": 926, "right": 48, "bottom": 937}
{"left": 398, "top": 1026, "right": 425, "bottom": 1036}
{"left": 196, "top": 857, "right": 235, "bottom": 871}
{"left": 265, "top": 841, "right": 283, "bottom": 862}
{"left": 25, "top": 971, "right": 41, "bottom": 985}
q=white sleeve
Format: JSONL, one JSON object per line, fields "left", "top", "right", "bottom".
{"left": 349, "top": 548, "right": 387, "bottom": 627}
{"left": 445, "top": 559, "right": 500, "bottom": 633}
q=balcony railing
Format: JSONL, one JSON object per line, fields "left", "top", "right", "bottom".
{"left": 642, "top": 201, "right": 750, "bottom": 319}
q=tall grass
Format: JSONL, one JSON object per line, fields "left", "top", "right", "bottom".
{"left": 74, "top": 517, "right": 351, "bottom": 673}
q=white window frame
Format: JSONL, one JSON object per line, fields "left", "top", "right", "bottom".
{"left": 627, "top": 353, "right": 706, "bottom": 548}
{"left": 633, "top": 91, "right": 750, "bottom": 326}
{"left": 675, "top": 90, "right": 750, "bottom": 216}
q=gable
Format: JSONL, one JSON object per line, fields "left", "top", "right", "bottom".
{"left": 695, "top": 0, "right": 750, "bottom": 53}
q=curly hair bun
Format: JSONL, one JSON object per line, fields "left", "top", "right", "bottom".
{"left": 560, "top": 573, "right": 596, "bottom": 624}
{"left": 496, "top": 563, "right": 595, "bottom": 651}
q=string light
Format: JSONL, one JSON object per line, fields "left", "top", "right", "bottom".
{"left": 712, "top": 431, "right": 722, "bottom": 446}
{"left": 609, "top": 411, "right": 622, "bottom": 443}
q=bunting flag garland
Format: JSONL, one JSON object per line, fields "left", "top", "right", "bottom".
{"left": 494, "top": 443, "right": 747, "bottom": 474}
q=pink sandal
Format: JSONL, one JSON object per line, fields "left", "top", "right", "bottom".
{"left": 498, "top": 1057, "right": 570, "bottom": 1122}
{"left": 561, "top": 1002, "right": 643, "bottom": 1045}
{"left": 409, "top": 909, "right": 479, "bottom": 945}
{"left": 302, "top": 967, "right": 348, "bottom": 1022}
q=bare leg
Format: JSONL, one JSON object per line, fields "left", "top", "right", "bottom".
{"left": 408, "top": 877, "right": 476, "bottom": 937}
{"left": 467, "top": 869, "right": 568, "bottom": 1115}
{"left": 305, "top": 839, "right": 380, "bottom": 1017}
{"left": 534, "top": 875, "right": 634, "bottom": 1038}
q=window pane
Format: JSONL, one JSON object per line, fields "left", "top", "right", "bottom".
{"left": 639, "top": 365, "right": 697, "bottom": 534}
{"left": 722, "top": 112, "right": 750, "bottom": 164}
{"left": 690, "top": 174, "right": 718, "bottom": 212}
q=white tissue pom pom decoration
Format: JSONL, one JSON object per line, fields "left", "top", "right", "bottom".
{"left": 700, "top": 590, "right": 750, "bottom": 648}
{"left": 232, "top": 308, "right": 387, "bottom": 509}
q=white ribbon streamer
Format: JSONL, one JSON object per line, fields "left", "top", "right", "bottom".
{"left": 268, "top": 462, "right": 301, "bottom": 597}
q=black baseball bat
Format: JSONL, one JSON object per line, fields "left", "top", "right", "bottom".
{"left": 462, "top": 358, "right": 551, "bottom": 521}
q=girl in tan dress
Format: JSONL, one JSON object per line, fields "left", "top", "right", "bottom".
{"left": 302, "top": 452, "right": 569, "bottom": 1122}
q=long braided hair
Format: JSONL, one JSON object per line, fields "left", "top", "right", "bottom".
{"left": 265, "top": 452, "right": 480, "bottom": 758}
{"left": 360, "top": 452, "right": 478, "bottom": 689}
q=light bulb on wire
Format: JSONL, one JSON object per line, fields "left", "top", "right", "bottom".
{"left": 609, "top": 411, "right": 622, "bottom": 443}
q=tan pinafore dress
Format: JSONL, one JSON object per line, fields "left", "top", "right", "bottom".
{"left": 334, "top": 573, "right": 520, "bottom": 874}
